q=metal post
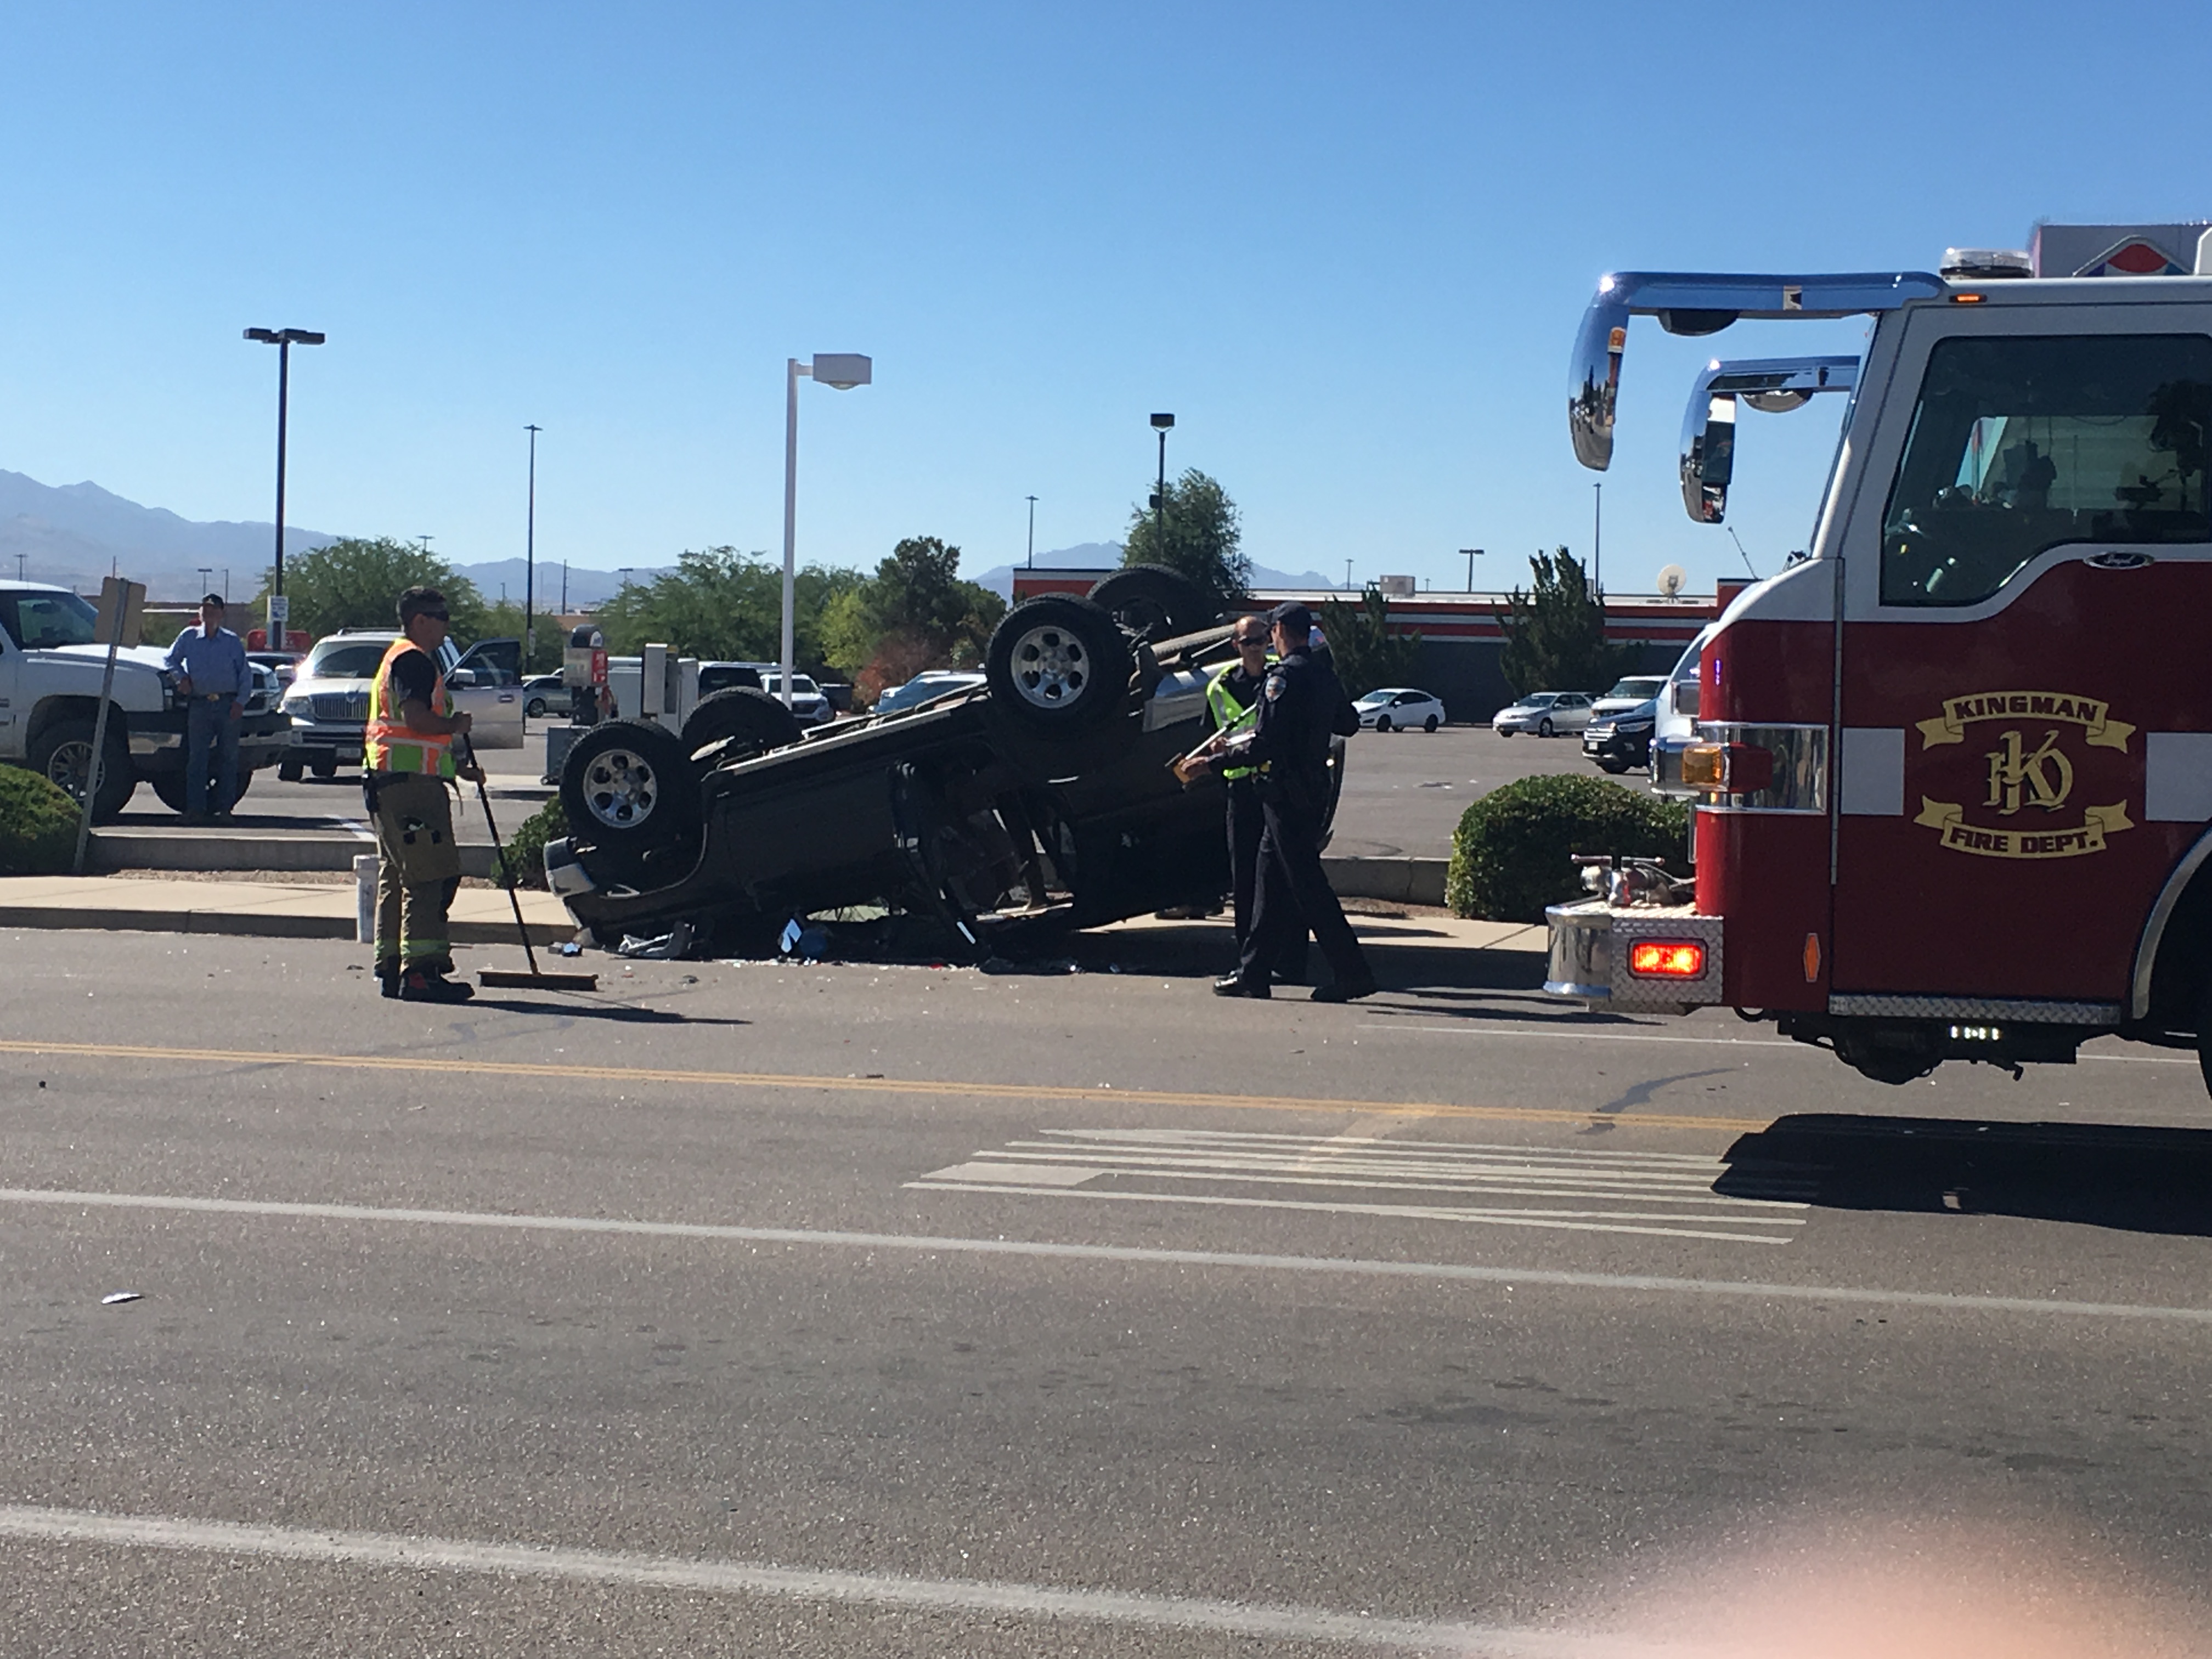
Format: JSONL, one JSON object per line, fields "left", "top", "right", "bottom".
{"left": 525, "top": 425, "right": 541, "bottom": 667}
{"left": 561, "top": 561, "right": 568, "bottom": 613}
{"left": 1344, "top": 558, "right": 1354, "bottom": 591}
{"left": 1593, "top": 481, "right": 1603, "bottom": 590}
{"left": 272, "top": 340, "right": 290, "bottom": 628}
{"left": 1154, "top": 430, "right": 1168, "bottom": 556}
{"left": 1025, "top": 494, "right": 1037, "bottom": 568}
{"left": 780, "top": 357, "right": 800, "bottom": 707}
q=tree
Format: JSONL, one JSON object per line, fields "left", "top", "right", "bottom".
{"left": 1121, "top": 469, "right": 1248, "bottom": 607}
{"left": 1494, "top": 546, "right": 1629, "bottom": 694}
{"left": 594, "top": 546, "right": 861, "bottom": 670}
{"left": 257, "top": 537, "right": 489, "bottom": 644}
{"left": 1318, "top": 587, "right": 1425, "bottom": 697}
{"left": 819, "top": 535, "right": 1007, "bottom": 703}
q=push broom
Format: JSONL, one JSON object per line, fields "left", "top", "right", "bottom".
{"left": 458, "top": 735, "right": 599, "bottom": 992}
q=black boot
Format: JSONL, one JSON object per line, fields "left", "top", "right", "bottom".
{"left": 399, "top": 967, "right": 475, "bottom": 1003}
{"left": 375, "top": 963, "right": 402, "bottom": 1000}
{"left": 1212, "top": 973, "right": 1269, "bottom": 998}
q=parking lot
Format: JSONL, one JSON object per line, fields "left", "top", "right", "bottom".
{"left": 5, "top": 926, "right": 2210, "bottom": 1655}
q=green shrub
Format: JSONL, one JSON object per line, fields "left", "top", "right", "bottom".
{"left": 494, "top": 797, "right": 567, "bottom": 890}
{"left": 0, "top": 766, "right": 83, "bottom": 876}
{"left": 1447, "top": 773, "right": 1689, "bottom": 922}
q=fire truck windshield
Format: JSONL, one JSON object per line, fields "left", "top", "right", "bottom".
{"left": 1880, "top": 332, "right": 2212, "bottom": 606}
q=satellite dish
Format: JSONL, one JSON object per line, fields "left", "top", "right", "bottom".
{"left": 1657, "top": 564, "right": 1687, "bottom": 600}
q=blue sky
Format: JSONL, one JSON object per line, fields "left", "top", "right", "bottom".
{"left": 2, "top": 1, "right": 2205, "bottom": 596}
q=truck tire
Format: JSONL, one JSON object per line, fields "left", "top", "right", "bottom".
{"left": 560, "top": 720, "right": 699, "bottom": 862}
{"left": 1086, "top": 565, "right": 1220, "bottom": 642}
{"left": 986, "top": 595, "right": 1132, "bottom": 735}
{"left": 680, "top": 687, "right": 802, "bottom": 770}
{"left": 30, "top": 717, "right": 133, "bottom": 822}
{"left": 151, "top": 771, "right": 254, "bottom": 814}
{"left": 278, "top": 754, "right": 304, "bottom": 783}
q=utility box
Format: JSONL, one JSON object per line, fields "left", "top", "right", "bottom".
{"left": 1376, "top": 574, "right": 1416, "bottom": 597}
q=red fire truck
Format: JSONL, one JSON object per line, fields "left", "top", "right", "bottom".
{"left": 1545, "top": 223, "right": 2212, "bottom": 1091}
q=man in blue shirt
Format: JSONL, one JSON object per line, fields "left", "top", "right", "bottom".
{"left": 164, "top": 592, "right": 250, "bottom": 819}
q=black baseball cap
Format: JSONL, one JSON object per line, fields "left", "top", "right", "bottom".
{"left": 201, "top": 592, "right": 225, "bottom": 608}
{"left": 1268, "top": 602, "right": 1314, "bottom": 633}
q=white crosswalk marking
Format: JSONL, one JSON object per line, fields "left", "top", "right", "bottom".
{"left": 911, "top": 1127, "right": 1805, "bottom": 1245}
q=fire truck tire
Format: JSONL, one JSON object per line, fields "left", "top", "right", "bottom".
{"left": 681, "top": 687, "right": 802, "bottom": 770}
{"left": 987, "top": 595, "right": 1132, "bottom": 736}
{"left": 560, "top": 720, "right": 700, "bottom": 863}
{"left": 1086, "top": 565, "right": 1218, "bottom": 643}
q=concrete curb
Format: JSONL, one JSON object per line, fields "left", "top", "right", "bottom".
{"left": 1323, "top": 856, "right": 1448, "bottom": 907}
{"left": 0, "top": 877, "right": 572, "bottom": 948}
{"left": 91, "top": 832, "right": 501, "bottom": 879}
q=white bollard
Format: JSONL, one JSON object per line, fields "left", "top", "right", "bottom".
{"left": 354, "top": 853, "right": 379, "bottom": 944}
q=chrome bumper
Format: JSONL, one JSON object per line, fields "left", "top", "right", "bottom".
{"left": 1543, "top": 899, "right": 1726, "bottom": 1013}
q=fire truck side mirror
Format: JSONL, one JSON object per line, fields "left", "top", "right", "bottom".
{"left": 1679, "top": 393, "right": 1737, "bottom": 523}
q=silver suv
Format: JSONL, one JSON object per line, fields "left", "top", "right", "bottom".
{"left": 279, "top": 630, "right": 524, "bottom": 779}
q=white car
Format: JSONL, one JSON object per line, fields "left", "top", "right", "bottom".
{"left": 1353, "top": 687, "right": 1446, "bottom": 732}
{"left": 758, "top": 672, "right": 834, "bottom": 726}
{"left": 1590, "top": 675, "right": 1668, "bottom": 722}
{"left": 1492, "top": 691, "right": 1594, "bottom": 737}
{"left": 281, "top": 629, "right": 524, "bottom": 777}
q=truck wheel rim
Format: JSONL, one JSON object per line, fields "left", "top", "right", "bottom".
{"left": 580, "top": 748, "right": 661, "bottom": 831}
{"left": 1008, "top": 624, "right": 1091, "bottom": 709}
{"left": 47, "top": 741, "right": 102, "bottom": 804}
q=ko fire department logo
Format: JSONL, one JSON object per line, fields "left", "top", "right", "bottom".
{"left": 1913, "top": 690, "right": 2135, "bottom": 860}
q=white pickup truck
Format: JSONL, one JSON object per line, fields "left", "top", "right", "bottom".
{"left": 0, "top": 582, "right": 290, "bottom": 819}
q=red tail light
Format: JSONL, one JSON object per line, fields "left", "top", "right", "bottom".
{"left": 1628, "top": 940, "right": 1706, "bottom": 978}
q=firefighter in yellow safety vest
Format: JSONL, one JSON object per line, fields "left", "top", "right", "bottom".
{"left": 1202, "top": 616, "right": 1307, "bottom": 983}
{"left": 363, "top": 586, "right": 483, "bottom": 1002}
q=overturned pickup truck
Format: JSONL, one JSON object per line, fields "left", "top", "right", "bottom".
{"left": 545, "top": 568, "right": 1344, "bottom": 953}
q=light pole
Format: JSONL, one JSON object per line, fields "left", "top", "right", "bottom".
{"left": 243, "top": 326, "right": 324, "bottom": 646}
{"left": 1592, "top": 481, "right": 1603, "bottom": 589}
{"left": 782, "top": 353, "right": 872, "bottom": 706}
{"left": 1025, "top": 495, "right": 1038, "bottom": 568}
{"left": 1460, "top": 548, "right": 1483, "bottom": 591}
{"left": 196, "top": 567, "right": 212, "bottom": 597}
{"left": 1344, "top": 558, "right": 1355, "bottom": 592}
{"left": 13, "top": 555, "right": 24, "bottom": 582}
{"left": 524, "top": 425, "right": 542, "bottom": 669}
{"left": 1149, "top": 413, "right": 1173, "bottom": 557}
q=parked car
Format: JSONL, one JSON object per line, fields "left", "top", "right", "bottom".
{"left": 544, "top": 565, "right": 1346, "bottom": 955}
{"left": 1353, "top": 687, "right": 1446, "bottom": 732}
{"left": 758, "top": 672, "right": 835, "bottom": 726}
{"left": 247, "top": 650, "right": 302, "bottom": 692}
{"left": 876, "top": 672, "right": 988, "bottom": 715}
{"left": 1582, "top": 697, "right": 1658, "bottom": 774}
{"left": 696, "top": 662, "right": 765, "bottom": 697}
{"left": 280, "top": 630, "right": 524, "bottom": 780}
{"left": 522, "top": 674, "right": 572, "bottom": 719}
{"left": 0, "top": 581, "right": 290, "bottom": 818}
{"left": 1492, "top": 691, "right": 1594, "bottom": 737}
{"left": 1590, "top": 675, "right": 1668, "bottom": 721}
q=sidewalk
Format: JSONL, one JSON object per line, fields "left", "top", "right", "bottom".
{"left": 0, "top": 876, "right": 575, "bottom": 947}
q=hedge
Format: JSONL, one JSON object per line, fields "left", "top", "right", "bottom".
{"left": 495, "top": 797, "right": 567, "bottom": 890}
{"left": 1447, "top": 772, "right": 1689, "bottom": 923}
{"left": 0, "top": 766, "right": 82, "bottom": 876}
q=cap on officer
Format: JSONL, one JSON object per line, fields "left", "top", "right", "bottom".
{"left": 1268, "top": 601, "right": 1314, "bottom": 634}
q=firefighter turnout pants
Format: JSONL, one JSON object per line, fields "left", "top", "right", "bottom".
{"left": 370, "top": 771, "right": 464, "bottom": 974}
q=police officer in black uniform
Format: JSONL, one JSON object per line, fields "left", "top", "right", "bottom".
{"left": 1202, "top": 614, "right": 1308, "bottom": 983}
{"left": 1214, "top": 603, "right": 1378, "bottom": 1002}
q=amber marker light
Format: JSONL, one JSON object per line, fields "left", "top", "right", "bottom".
{"left": 1628, "top": 940, "right": 1705, "bottom": 978}
{"left": 1950, "top": 293, "right": 1987, "bottom": 303}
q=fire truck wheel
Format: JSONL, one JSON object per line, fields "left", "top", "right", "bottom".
{"left": 560, "top": 720, "right": 701, "bottom": 862}
{"left": 681, "top": 687, "right": 803, "bottom": 770}
{"left": 987, "top": 595, "right": 1132, "bottom": 735}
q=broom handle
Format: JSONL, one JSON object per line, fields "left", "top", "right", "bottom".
{"left": 460, "top": 736, "right": 542, "bottom": 977}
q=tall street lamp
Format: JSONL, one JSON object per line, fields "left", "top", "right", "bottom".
{"left": 1592, "top": 481, "right": 1604, "bottom": 589}
{"left": 1460, "top": 548, "right": 1483, "bottom": 591}
{"left": 243, "top": 326, "right": 325, "bottom": 645}
{"left": 1149, "top": 413, "right": 1173, "bottom": 556}
{"left": 782, "top": 353, "right": 872, "bottom": 706}
{"left": 1025, "top": 494, "right": 1038, "bottom": 569}
{"left": 524, "top": 425, "right": 543, "bottom": 668}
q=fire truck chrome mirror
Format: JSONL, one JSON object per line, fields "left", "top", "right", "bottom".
{"left": 1678, "top": 356, "right": 1859, "bottom": 524}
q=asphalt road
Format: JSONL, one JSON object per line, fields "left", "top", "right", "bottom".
{"left": 5, "top": 928, "right": 2211, "bottom": 1655}
{"left": 115, "top": 723, "right": 1600, "bottom": 860}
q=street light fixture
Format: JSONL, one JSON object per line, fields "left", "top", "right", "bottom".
{"left": 1025, "top": 494, "right": 1038, "bottom": 569}
{"left": 1149, "top": 413, "right": 1174, "bottom": 556}
{"left": 1460, "top": 547, "right": 1483, "bottom": 591}
{"left": 782, "top": 353, "right": 872, "bottom": 706}
{"left": 242, "top": 326, "right": 325, "bottom": 646}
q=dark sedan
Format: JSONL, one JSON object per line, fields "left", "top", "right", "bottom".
{"left": 1582, "top": 697, "right": 1657, "bottom": 775}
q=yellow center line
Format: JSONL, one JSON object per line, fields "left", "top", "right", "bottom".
{"left": 0, "top": 1038, "right": 1769, "bottom": 1135}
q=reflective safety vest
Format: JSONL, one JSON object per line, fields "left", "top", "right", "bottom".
{"left": 363, "top": 639, "right": 457, "bottom": 778}
{"left": 1205, "top": 662, "right": 1267, "bottom": 780}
